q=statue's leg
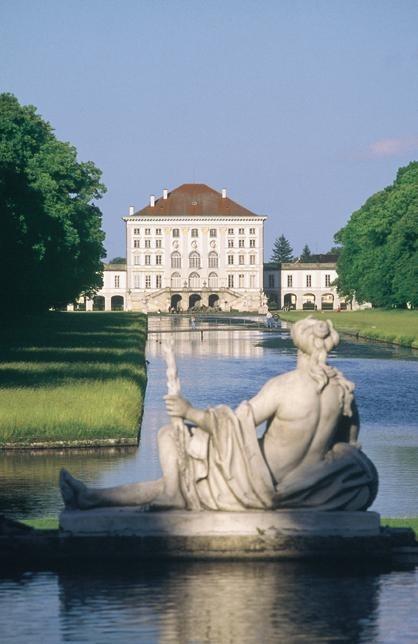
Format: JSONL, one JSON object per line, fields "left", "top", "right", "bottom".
{"left": 60, "top": 468, "right": 164, "bottom": 510}
{"left": 150, "top": 424, "right": 186, "bottom": 509}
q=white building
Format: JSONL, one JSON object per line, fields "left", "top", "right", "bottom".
{"left": 75, "top": 184, "right": 268, "bottom": 313}
{"left": 280, "top": 259, "right": 348, "bottom": 310}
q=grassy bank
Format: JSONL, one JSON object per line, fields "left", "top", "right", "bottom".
{"left": 0, "top": 312, "right": 147, "bottom": 446}
{"left": 277, "top": 310, "right": 418, "bottom": 348}
{"left": 21, "top": 516, "right": 418, "bottom": 536}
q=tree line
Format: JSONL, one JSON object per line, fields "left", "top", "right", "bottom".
{"left": 0, "top": 93, "right": 106, "bottom": 313}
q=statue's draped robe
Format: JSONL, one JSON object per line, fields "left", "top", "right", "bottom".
{"left": 182, "top": 403, "right": 378, "bottom": 512}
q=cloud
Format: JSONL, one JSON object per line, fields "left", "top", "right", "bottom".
{"left": 367, "top": 136, "right": 418, "bottom": 158}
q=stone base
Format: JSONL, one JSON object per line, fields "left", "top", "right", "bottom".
{"left": 55, "top": 509, "right": 388, "bottom": 560}
{"left": 60, "top": 508, "right": 380, "bottom": 538}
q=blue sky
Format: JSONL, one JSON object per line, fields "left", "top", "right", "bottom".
{"left": 1, "top": 0, "right": 418, "bottom": 260}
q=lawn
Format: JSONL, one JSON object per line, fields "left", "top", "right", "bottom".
{"left": 277, "top": 309, "right": 418, "bottom": 348}
{"left": 0, "top": 312, "right": 147, "bottom": 446}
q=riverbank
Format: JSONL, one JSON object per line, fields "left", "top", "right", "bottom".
{"left": 0, "top": 312, "right": 147, "bottom": 447}
{"left": 277, "top": 310, "right": 418, "bottom": 348}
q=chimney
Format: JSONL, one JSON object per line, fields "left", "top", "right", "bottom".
{"left": 221, "top": 188, "right": 227, "bottom": 199}
{"left": 150, "top": 195, "right": 155, "bottom": 207}
{"left": 128, "top": 205, "right": 134, "bottom": 216}
{"left": 163, "top": 188, "right": 168, "bottom": 200}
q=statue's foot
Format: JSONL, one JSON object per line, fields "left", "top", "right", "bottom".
{"left": 60, "top": 468, "right": 94, "bottom": 510}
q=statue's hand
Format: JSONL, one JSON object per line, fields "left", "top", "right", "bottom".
{"left": 164, "top": 394, "right": 191, "bottom": 419}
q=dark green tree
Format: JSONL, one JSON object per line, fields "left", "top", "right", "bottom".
{"left": 300, "top": 244, "right": 312, "bottom": 261}
{"left": 109, "top": 257, "right": 126, "bottom": 264}
{"left": 335, "top": 162, "right": 418, "bottom": 307}
{"left": 0, "top": 94, "right": 106, "bottom": 312}
{"left": 270, "top": 234, "right": 293, "bottom": 264}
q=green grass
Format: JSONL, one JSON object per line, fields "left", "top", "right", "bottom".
{"left": 277, "top": 309, "right": 418, "bottom": 348}
{"left": 0, "top": 312, "right": 147, "bottom": 445}
{"left": 21, "top": 516, "right": 418, "bottom": 536}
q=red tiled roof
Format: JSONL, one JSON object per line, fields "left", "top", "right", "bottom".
{"left": 132, "top": 184, "right": 259, "bottom": 217}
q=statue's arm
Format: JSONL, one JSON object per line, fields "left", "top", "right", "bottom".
{"left": 247, "top": 379, "right": 282, "bottom": 426}
{"left": 164, "top": 394, "right": 212, "bottom": 432}
{"left": 348, "top": 399, "right": 361, "bottom": 446}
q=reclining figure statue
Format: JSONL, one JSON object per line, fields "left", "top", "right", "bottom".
{"left": 60, "top": 317, "right": 378, "bottom": 512}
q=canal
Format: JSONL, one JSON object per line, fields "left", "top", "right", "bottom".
{"left": 0, "top": 319, "right": 417, "bottom": 642}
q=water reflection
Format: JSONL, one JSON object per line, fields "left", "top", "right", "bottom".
{"left": 57, "top": 561, "right": 381, "bottom": 643}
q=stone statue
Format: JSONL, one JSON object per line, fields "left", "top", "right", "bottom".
{"left": 60, "top": 317, "right": 378, "bottom": 512}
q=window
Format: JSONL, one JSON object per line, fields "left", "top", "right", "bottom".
{"left": 238, "top": 239, "right": 245, "bottom": 248}
{"left": 145, "top": 228, "right": 151, "bottom": 235}
{"left": 189, "top": 251, "right": 201, "bottom": 269}
{"left": 249, "top": 228, "right": 255, "bottom": 235}
{"left": 171, "top": 252, "right": 181, "bottom": 269}
{"left": 156, "top": 228, "right": 162, "bottom": 235}
{"left": 134, "top": 255, "right": 140, "bottom": 265}
{"left": 239, "top": 228, "right": 244, "bottom": 235}
{"left": 239, "top": 274, "right": 245, "bottom": 288}
{"left": 208, "top": 272, "right": 218, "bottom": 288}
{"left": 249, "top": 239, "right": 256, "bottom": 248}
{"left": 228, "top": 239, "right": 234, "bottom": 248}
{"left": 145, "top": 275, "right": 151, "bottom": 289}
{"left": 250, "top": 274, "right": 256, "bottom": 288}
{"left": 306, "top": 275, "right": 312, "bottom": 287}
{"left": 171, "top": 272, "right": 181, "bottom": 288}
{"left": 287, "top": 274, "right": 293, "bottom": 287}
{"left": 249, "top": 255, "right": 255, "bottom": 265}
{"left": 172, "top": 228, "right": 180, "bottom": 237}
{"left": 189, "top": 272, "right": 200, "bottom": 288}
{"left": 325, "top": 274, "right": 331, "bottom": 287}
{"left": 156, "top": 255, "right": 162, "bottom": 265}
{"left": 228, "top": 228, "right": 234, "bottom": 235}
{"left": 209, "top": 229, "right": 217, "bottom": 237}
{"left": 114, "top": 275, "right": 120, "bottom": 288}
{"left": 156, "top": 239, "right": 162, "bottom": 248}
{"left": 208, "top": 251, "right": 218, "bottom": 268}
{"left": 133, "top": 228, "right": 140, "bottom": 235}
{"left": 145, "top": 239, "right": 151, "bottom": 248}
{"left": 239, "top": 255, "right": 244, "bottom": 265}
{"left": 134, "top": 240, "right": 140, "bottom": 248}
{"left": 191, "top": 228, "right": 198, "bottom": 238}
{"left": 268, "top": 275, "right": 275, "bottom": 288}
{"left": 228, "top": 255, "right": 234, "bottom": 265}
{"left": 156, "top": 274, "right": 162, "bottom": 288}
{"left": 145, "top": 255, "right": 151, "bottom": 265}
{"left": 228, "top": 274, "right": 234, "bottom": 288}
{"left": 134, "top": 273, "right": 140, "bottom": 288}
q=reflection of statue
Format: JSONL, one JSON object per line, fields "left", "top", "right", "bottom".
{"left": 60, "top": 317, "right": 378, "bottom": 512}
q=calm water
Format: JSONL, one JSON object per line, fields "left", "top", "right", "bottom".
{"left": 1, "top": 319, "right": 417, "bottom": 643}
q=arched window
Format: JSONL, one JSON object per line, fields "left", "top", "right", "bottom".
{"left": 171, "top": 251, "right": 181, "bottom": 269}
{"left": 171, "top": 272, "right": 181, "bottom": 288}
{"left": 208, "top": 272, "right": 218, "bottom": 288}
{"left": 189, "top": 251, "right": 201, "bottom": 269}
{"left": 208, "top": 251, "right": 218, "bottom": 268}
{"left": 189, "top": 272, "right": 200, "bottom": 288}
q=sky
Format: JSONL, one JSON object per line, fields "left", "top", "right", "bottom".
{"left": 1, "top": 0, "right": 418, "bottom": 260}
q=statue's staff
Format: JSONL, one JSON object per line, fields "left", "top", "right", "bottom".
{"left": 161, "top": 336, "right": 200, "bottom": 510}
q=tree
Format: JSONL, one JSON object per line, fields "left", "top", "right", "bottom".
{"left": 299, "top": 244, "right": 312, "bottom": 262}
{"left": 109, "top": 257, "right": 126, "bottom": 264}
{"left": 270, "top": 234, "right": 293, "bottom": 264}
{"left": 335, "top": 162, "right": 418, "bottom": 307}
{"left": 0, "top": 94, "right": 106, "bottom": 312}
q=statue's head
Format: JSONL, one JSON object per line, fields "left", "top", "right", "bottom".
{"left": 291, "top": 317, "right": 339, "bottom": 360}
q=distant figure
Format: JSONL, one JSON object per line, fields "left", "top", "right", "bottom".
{"left": 190, "top": 315, "right": 196, "bottom": 330}
{"left": 265, "top": 311, "right": 273, "bottom": 328}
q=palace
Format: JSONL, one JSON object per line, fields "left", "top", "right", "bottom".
{"left": 70, "top": 183, "right": 359, "bottom": 313}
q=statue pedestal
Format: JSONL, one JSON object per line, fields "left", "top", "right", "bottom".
{"left": 58, "top": 509, "right": 386, "bottom": 561}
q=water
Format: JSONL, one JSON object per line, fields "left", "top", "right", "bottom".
{"left": 1, "top": 319, "right": 418, "bottom": 642}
